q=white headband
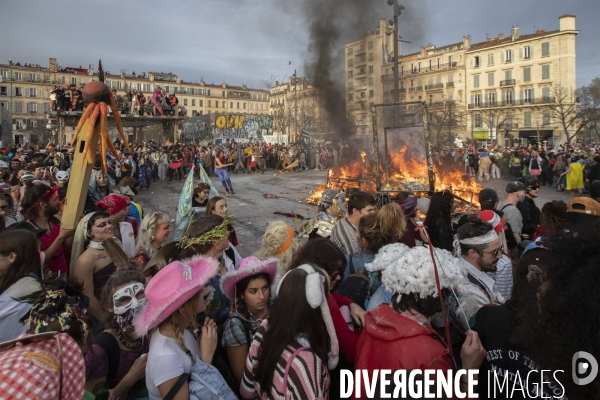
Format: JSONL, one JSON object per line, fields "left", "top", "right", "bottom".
{"left": 277, "top": 264, "right": 339, "bottom": 370}
{"left": 458, "top": 229, "right": 498, "bottom": 245}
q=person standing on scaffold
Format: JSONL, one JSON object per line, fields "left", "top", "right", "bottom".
{"left": 215, "top": 149, "right": 235, "bottom": 197}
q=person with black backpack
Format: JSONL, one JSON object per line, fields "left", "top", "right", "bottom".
{"left": 85, "top": 270, "right": 149, "bottom": 400}
{"left": 217, "top": 256, "right": 277, "bottom": 392}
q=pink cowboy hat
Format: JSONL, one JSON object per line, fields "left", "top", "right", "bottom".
{"left": 220, "top": 256, "right": 278, "bottom": 300}
{"left": 134, "top": 255, "right": 219, "bottom": 337}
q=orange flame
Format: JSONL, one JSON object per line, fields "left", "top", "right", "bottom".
{"left": 306, "top": 145, "right": 483, "bottom": 207}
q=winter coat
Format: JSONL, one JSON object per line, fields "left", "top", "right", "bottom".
{"left": 355, "top": 305, "right": 454, "bottom": 398}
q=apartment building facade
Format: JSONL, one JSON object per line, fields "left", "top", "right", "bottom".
{"left": 345, "top": 19, "right": 397, "bottom": 136}
{"left": 466, "top": 14, "right": 578, "bottom": 145}
{"left": 0, "top": 58, "right": 269, "bottom": 144}
{"left": 269, "top": 76, "right": 328, "bottom": 141}
{"left": 348, "top": 14, "right": 578, "bottom": 144}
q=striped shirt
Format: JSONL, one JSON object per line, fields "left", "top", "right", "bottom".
{"left": 240, "top": 321, "right": 330, "bottom": 400}
{"left": 330, "top": 217, "right": 360, "bottom": 257}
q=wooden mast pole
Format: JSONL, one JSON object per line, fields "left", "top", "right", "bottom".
{"left": 61, "top": 118, "right": 101, "bottom": 229}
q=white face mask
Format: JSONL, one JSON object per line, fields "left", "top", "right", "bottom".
{"left": 113, "top": 283, "right": 147, "bottom": 316}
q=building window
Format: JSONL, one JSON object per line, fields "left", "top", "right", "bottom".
{"left": 369, "top": 90, "right": 374, "bottom": 98}
{"left": 473, "top": 56, "right": 480, "bottom": 68}
{"left": 448, "top": 73, "right": 454, "bottom": 83}
{"left": 486, "top": 92, "right": 497, "bottom": 105}
{"left": 222, "top": 101, "right": 225, "bottom": 107}
{"left": 474, "top": 75, "right": 480, "bottom": 88}
{"left": 523, "top": 45, "right": 532, "bottom": 59}
{"left": 237, "top": 102, "right": 240, "bottom": 109}
{"left": 523, "top": 88, "right": 534, "bottom": 103}
{"left": 543, "top": 110, "right": 551, "bottom": 125}
{"left": 542, "top": 64, "right": 550, "bottom": 80}
{"left": 15, "top": 87, "right": 22, "bottom": 96}
{"left": 183, "top": 99, "right": 188, "bottom": 106}
{"left": 542, "top": 87, "right": 551, "bottom": 100}
{"left": 429, "top": 94, "right": 433, "bottom": 105}
{"left": 504, "top": 90, "right": 514, "bottom": 105}
{"left": 523, "top": 67, "right": 531, "bottom": 82}
{"left": 368, "top": 53, "right": 373, "bottom": 61}
{"left": 348, "top": 47, "right": 353, "bottom": 55}
{"left": 230, "top": 102, "right": 233, "bottom": 108}
{"left": 542, "top": 42, "right": 550, "bottom": 57}
{"left": 473, "top": 94, "right": 482, "bottom": 106}
{"left": 437, "top": 58, "right": 441, "bottom": 69}
{"left": 418, "top": 62, "right": 421, "bottom": 72}
{"left": 29, "top": 88, "right": 37, "bottom": 97}
{"left": 222, "top": 91, "right": 226, "bottom": 97}
{"left": 503, "top": 49, "right": 514, "bottom": 63}
{"left": 199, "top": 100, "right": 203, "bottom": 107}
{"left": 348, "top": 82, "right": 354, "bottom": 90}
{"left": 505, "top": 70, "right": 512, "bottom": 81}
{"left": 360, "top": 43, "right": 365, "bottom": 51}
{"left": 368, "top": 77, "right": 373, "bottom": 86}
{"left": 208, "top": 100, "right": 211, "bottom": 107}
{"left": 207, "top": 89, "right": 211, "bottom": 96}
{"left": 368, "top": 41, "right": 373, "bottom": 49}
{"left": 348, "top": 71, "right": 353, "bottom": 78}
{"left": 488, "top": 53, "right": 494, "bottom": 66}
{"left": 448, "top": 55, "right": 453, "bottom": 65}
{"left": 215, "top": 101, "right": 218, "bottom": 108}
{"left": 348, "top": 93, "right": 354, "bottom": 100}
{"left": 14, "top": 72, "right": 22, "bottom": 81}
{"left": 488, "top": 73, "right": 494, "bottom": 86}
{"left": 523, "top": 112, "right": 532, "bottom": 127}
{"left": 70, "top": 77, "right": 77, "bottom": 85}
{"left": 192, "top": 99, "right": 195, "bottom": 106}
{"left": 360, "top": 91, "right": 366, "bottom": 99}
{"left": 348, "top": 59, "right": 353, "bottom": 67}
{"left": 368, "top": 65, "right": 373, "bottom": 73}
{"left": 474, "top": 114, "right": 482, "bottom": 128}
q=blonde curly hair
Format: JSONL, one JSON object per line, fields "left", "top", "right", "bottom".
{"left": 254, "top": 220, "right": 300, "bottom": 276}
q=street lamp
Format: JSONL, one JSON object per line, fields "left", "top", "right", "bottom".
{"left": 387, "top": 0, "right": 404, "bottom": 106}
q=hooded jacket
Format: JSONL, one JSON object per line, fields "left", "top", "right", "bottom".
{"left": 355, "top": 304, "right": 454, "bottom": 398}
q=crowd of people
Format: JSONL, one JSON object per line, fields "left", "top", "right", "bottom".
{"left": 0, "top": 136, "right": 599, "bottom": 399}
{"left": 433, "top": 142, "right": 600, "bottom": 195}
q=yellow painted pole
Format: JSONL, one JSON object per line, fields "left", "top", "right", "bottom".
{"left": 61, "top": 118, "right": 101, "bottom": 229}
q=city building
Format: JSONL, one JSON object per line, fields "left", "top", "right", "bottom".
{"left": 270, "top": 76, "right": 329, "bottom": 142}
{"left": 345, "top": 19, "right": 397, "bottom": 136}
{"left": 348, "top": 14, "right": 578, "bottom": 144}
{"left": 0, "top": 105, "right": 12, "bottom": 147}
{"left": 465, "top": 14, "right": 578, "bottom": 145}
{"left": 0, "top": 58, "right": 269, "bottom": 145}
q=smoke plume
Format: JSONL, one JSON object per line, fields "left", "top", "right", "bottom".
{"left": 293, "top": 0, "right": 427, "bottom": 135}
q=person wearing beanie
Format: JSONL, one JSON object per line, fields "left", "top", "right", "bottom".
{"left": 497, "top": 181, "right": 526, "bottom": 244}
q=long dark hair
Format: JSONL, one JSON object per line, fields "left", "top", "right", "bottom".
{"left": 288, "top": 237, "right": 346, "bottom": 278}
{"left": 0, "top": 229, "right": 42, "bottom": 293}
{"left": 424, "top": 191, "right": 453, "bottom": 232}
{"left": 255, "top": 268, "right": 329, "bottom": 394}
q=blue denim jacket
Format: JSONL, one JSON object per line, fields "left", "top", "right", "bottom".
{"left": 189, "top": 356, "right": 238, "bottom": 400}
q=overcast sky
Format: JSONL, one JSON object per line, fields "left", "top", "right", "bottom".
{"left": 1, "top": 0, "right": 597, "bottom": 89}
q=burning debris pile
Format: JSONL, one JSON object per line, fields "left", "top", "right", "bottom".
{"left": 305, "top": 145, "right": 483, "bottom": 206}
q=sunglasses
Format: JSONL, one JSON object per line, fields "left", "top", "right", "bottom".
{"left": 483, "top": 245, "right": 504, "bottom": 257}
{"left": 529, "top": 185, "right": 539, "bottom": 190}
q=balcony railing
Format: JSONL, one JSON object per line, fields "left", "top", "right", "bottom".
{"left": 425, "top": 83, "right": 444, "bottom": 90}
{"left": 500, "top": 79, "right": 516, "bottom": 87}
{"left": 468, "top": 97, "right": 556, "bottom": 109}
{"left": 390, "top": 88, "right": 406, "bottom": 94}
{"left": 409, "top": 86, "right": 423, "bottom": 92}
{"left": 446, "top": 82, "right": 455, "bottom": 88}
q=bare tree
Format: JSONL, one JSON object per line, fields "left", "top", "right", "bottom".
{"left": 427, "top": 100, "right": 467, "bottom": 146}
{"left": 548, "top": 81, "right": 600, "bottom": 143}
{"left": 261, "top": 75, "right": 288, "bottom": 90}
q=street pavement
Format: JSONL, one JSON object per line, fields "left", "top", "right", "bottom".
{"left": 133, "top": 169, "right": 583, "bottom": 257}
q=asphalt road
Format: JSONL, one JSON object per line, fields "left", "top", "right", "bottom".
{"left": 133, "top": 169, "right": 582, "bottom": 258}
